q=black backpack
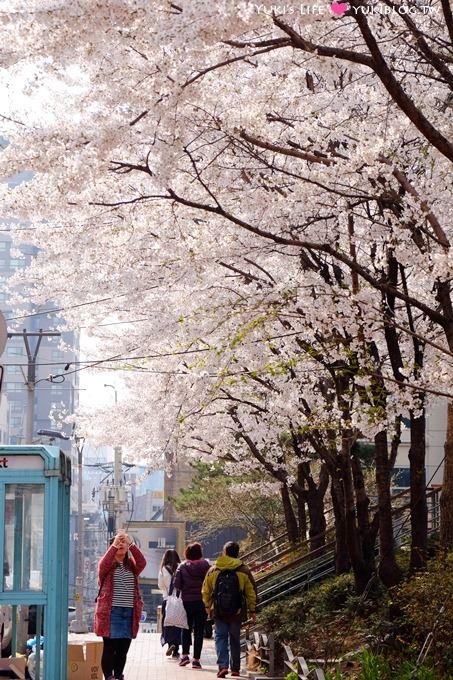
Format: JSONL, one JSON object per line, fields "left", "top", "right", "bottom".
{"left": 213, "top": 568, "right": 243, "bottom": 616}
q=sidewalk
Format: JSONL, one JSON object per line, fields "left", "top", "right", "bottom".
{"left": 124, "top": 632, "right": 236, "bottom": 680}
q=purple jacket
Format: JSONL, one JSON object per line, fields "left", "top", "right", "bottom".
{"left": 173, "top": 559, "right": 210, "bottom": 602}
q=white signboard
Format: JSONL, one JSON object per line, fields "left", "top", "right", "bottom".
{"left": 128, "top": 522, "right": 185, "bottom": 581}
{"left": 0, "top": 455, "right": 44, "bottom": 470}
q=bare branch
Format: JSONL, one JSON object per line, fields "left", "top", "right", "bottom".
{"left": 240, "top": 130, "right": 335, "bottom": 166}
{"left": 273, "top": 14, "right": 374, "bottom": 67}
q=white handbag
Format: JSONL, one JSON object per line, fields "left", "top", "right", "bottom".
{"left": 164, "top": 593, "right": 189, "bottom": 629}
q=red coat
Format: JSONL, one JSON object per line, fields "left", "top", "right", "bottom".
{"left": 94, "top": 544, "right": 147, "bottom": 638}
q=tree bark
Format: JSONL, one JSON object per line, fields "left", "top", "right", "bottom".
{"left": 375, "top": 430, "right": 402, "bottom": 587}
{"left": 441, "top": 401, "right": 453, "bottom": 548}
{"left": 351, "top": 444, "right": 375, "bottom": 572}
{"left": 340, "top": 431, "right": 372, "bottom": 593}
{"left": 409, "top": 407, "right": 428, "bottom": 571}
{"left": 330, "top": 473, "right": 350, "bottom": 574}
{"left": 305, "top": 463, "right": 329, "bottom": 552}
{"left": 281, "top": 483, "right": 299, "bottom": 544}
{"left": 296, "top": 463, "right": 308, "bottom": 542}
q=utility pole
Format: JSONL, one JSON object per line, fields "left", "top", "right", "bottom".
{"left": 70, "top": 435, "right": 88, "bottom": 633}
{"left": 103, "top": 384, "right": 128, "bottom": 537}
{"left": 7, "top": 329, "right": 61, "bottom": 443}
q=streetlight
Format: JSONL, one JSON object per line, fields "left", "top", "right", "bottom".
{"left": 36, "top": 428, "right": 70, "bottom": 442}
{"left": 103, "top": 383, "right": 117, "bottom": 405}
{"left": 70, "top": 434, "right": 88, "bottom": 633}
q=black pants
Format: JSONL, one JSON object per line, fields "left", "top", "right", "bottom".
{"left": 182, "top": 600, "right": 207, "bottom": 659}
{"left": 101, "top": 637, "right": 131, "bottom": 679}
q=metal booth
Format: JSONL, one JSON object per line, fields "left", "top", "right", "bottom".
{"left": 0, "top": 445, "right": 71, "bottom": 679}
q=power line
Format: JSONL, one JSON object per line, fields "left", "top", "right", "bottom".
{"left": 5, "top": 285, "right": 159, "bottom": 322}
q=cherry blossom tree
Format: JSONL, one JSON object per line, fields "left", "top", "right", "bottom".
{"left": 1, "top": 0, "right": 452, "bottom": 570}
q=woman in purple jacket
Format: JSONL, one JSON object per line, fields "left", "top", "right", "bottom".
{"left": 173, "top": 542, "right": 210, "bottom": 670}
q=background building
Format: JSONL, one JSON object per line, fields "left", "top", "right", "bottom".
{"left": 0, "top": 236, "right": 79, "bottom": 449}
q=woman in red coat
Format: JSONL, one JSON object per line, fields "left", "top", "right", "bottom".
{"left": 94, "top": 531, "right": 146, "bottom": 680}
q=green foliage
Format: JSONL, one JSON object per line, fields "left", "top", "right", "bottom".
{"left": 258, "top": 573, "right": 356, "bottom": 659}
{"left": 258, "top": 553, "right": 453, "bottom": 678}
{"left": 171, "top": 461, "right": 286, "bottom": 549}
{"left": 393, "top": 552, "right": 453, "bottom": 673}
{"left": 325, "top": 668, "right": 345, "bottom": 680}
{"left": 357, "top": 649, "right": 390, "bottom": 680}
{"left": 354, "top": 651, "right": 438, "bottom": 680}
{"left": 284, "top": 672, "right": 299, "bottom": 680}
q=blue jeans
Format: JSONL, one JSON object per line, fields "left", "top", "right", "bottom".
{"left": 215, "top": 619, "right": 241, "bottom": 671}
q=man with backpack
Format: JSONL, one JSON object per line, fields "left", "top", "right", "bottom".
{"left": 202, "top": 541, "right": 257, "bottom": 678}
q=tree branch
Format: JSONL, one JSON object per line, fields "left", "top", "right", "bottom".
{"left": 349, "top": 0, "right": 453, "bottom": 163}
{"left": 273, "top": 15, "right": 374, "bottom": 67}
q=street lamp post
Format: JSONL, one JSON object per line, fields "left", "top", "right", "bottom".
{"left": 70, "top": 434, "right": 88, "bottom": 633}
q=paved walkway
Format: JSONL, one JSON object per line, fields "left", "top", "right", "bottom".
{"left": 124, "top": 632, "right": 237, "bottom": 680}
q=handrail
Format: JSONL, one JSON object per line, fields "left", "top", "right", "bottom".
{"left": 245, "top": 486, "right": 420, "bottom": 580}
{"left": 244, "top": 488, "right": 442, "bottom": 680}
{"left": 253, "top": 487, "right": 441, "bottom": 603}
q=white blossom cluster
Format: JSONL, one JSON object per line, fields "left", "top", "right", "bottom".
{"left": 0, "top": 0, "right": 452, "bottom": 487}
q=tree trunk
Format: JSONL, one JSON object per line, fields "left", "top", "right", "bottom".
{"left": 281, "top": 483, "right": 299, "bottom": 544}
{"left": 434, "top": 283, "right": 453, "bottom": 548}
{"left": 330, "top": 474, "right": 350, "bottom": 574}
{"left": 340, "top": 431, "right": 372, "bottom": 593}
{"left": 375, "top": 430, "right": 402, "bottom": 587}
{"left": 409, "top": 407, "right": 428, "bottom": 571}
{"left": 441, "top": 401, "right": 453, "bottom": 549}
{"left": 351, "top": 444, "right": 375, "bottom": 572}
{"left": 305, "top": 464, "right": 329, "bottom": 552}
{"left": 296, "top": 464, "right": 308, "bottom": 542}
{"left": 306, "top": 493, "right": 327, "bottom": 552}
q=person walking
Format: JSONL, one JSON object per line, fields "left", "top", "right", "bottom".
{"left": 94, "top": 531, "right": 146, "bottom": 680}
{"left": 157, "top": 548, "right": 181, "bottom": 658}
{"left": 202, "top": 541, "right": 257, "bottom": 679}
{"left": 173, "top": 542, "right": 210, "bottom": 670}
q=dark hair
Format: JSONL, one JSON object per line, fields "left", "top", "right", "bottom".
{"left": 160, "top": 549, "right": 181, "bottom": 574}
{"left": 224, "top": 541, "right": 240, "bottom": 558}
{"left": 185, "top": 542, "right": 203, "bottom": 560}
{"left": 108, "top": 537, "right": 132, "bottom": 570}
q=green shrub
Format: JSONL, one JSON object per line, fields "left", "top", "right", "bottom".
{"left": 285, "top": 672, "right": 299, "bottom": 680}
{"left": 393, "top": 552, "right": 453, "bottom": 674}
{"left": 358, "top": 649, "right": 391, "bottom": 680}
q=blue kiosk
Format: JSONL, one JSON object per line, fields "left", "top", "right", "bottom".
{"left": 0, "top": 445, "right": 71, "bottom": 679}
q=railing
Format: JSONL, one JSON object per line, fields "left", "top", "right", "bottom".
{"left": 283, "top": 645, "right": 326, "bottom": 680}
{"left": 251, "top": 486, "right": 442, "bottom": 606}
{"left": 244, "top": 487, "right": 442, "bottom": 679}
{"left": 245, "top": 631, "right": 277, "bottom": 677}
{"left": 245, "top": 632, "right": 327, "bottom": 679}
{"left": 242, "top": 507, "right": 336, "bottom": 580}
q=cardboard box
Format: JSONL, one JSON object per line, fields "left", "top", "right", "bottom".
{"left": 0, "top": 656, "right": 26, "bottom": 679}
{"left": 67, "top": 637, "right": 103, "bottom": 680}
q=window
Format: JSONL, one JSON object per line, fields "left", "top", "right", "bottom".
{"left": 11, "top": 416, "right": 22, "bottom": 428}
{"left": 9, "top": 258, "right": 25, "bottom": 268}
{"left": 6, "top": 365, "right": 22, "bottom": 375}
{"left": 4, "top": 484, "right": 45, "bottom": 591}
{"left": 392, "top": 467, "right": 412, "bottom": 489}
{"left": 7, "top": 347, "right": 23, "bottom": 356}
{"left": 5, "top": 383, "right": 23, "bottom": 393}
{"left": 51, "top": 350, "right": 64, "bottom": 360}
{"left": 0, "top": 242, "right": 7, "bottom": 251}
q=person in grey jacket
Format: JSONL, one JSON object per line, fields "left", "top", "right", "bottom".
{"left": 173, "top": 542, "right": 210, "bottom": 670}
